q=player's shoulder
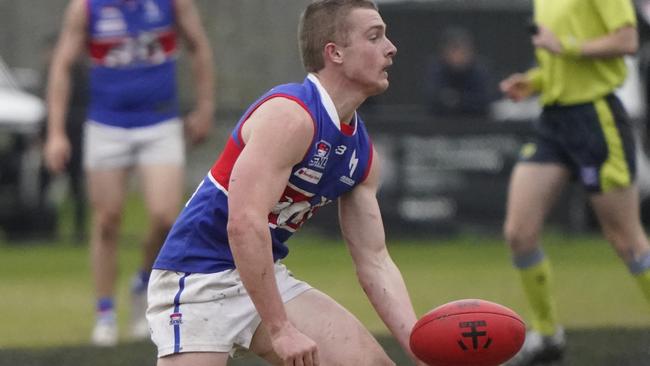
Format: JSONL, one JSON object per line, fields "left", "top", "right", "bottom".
{"left": 255, "top": 79, "right": 317, "bottom": 126}
{"left": 254, "top": 97, "right": 313, "bottom": 130}
{"left": 265, "top": 79, "right": 316, "bottom": 102}
{"left": 241, "top": 94, "right": 314, "bottom": 148}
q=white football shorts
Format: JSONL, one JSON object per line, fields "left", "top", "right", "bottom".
{"left": 147, "top": 262, "right": 312, "bottom": 358}
{"left": 83, "top": 118, "right": 185, "bottom": 169}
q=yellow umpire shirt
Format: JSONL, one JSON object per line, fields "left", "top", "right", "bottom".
{"left": 527, "top": 0, "right": 637, "bottom": 106}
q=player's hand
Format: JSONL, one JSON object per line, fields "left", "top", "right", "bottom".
{"left": 43, "top": 132, "right": 71, "bottom": 174}
{"left": 184, "top": 106, "right": 213, "bottom": 145}
{"left": 499, "top": 73, "right": 534, "bottom": 102}
{"left": 532, "top": 25, "right": 563, "bottom": 54}
{"left": 271, "top": 323, "right": 319, "bottom": 366}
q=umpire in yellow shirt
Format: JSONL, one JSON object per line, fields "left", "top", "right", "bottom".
{"left": 500, "top": 0, "right": 650, "bottom": 365}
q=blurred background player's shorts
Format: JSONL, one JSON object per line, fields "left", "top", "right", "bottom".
{"left": 83, "top": 118, "right": 185, "bottom": 169}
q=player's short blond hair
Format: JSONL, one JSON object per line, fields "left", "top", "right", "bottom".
{"left": 299, "top": 0, "right": 378, "bottom": 72}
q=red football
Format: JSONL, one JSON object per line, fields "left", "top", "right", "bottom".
{"left": 410, "top": 299, "right": 525, "bottom": 366}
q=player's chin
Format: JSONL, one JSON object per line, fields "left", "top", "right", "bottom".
{"left": 369, "top": 78, "right": 390, "bottom": 95}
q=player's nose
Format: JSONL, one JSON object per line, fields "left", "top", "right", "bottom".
{"left": 386, "top": 37, "right": 397, "bottom": 57}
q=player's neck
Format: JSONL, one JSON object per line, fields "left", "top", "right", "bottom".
{"left": 311, "top": 71, "right": 364, "bottom": 124}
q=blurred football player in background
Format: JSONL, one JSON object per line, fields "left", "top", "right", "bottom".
{"left": 44, "top": 0, "right": 215, "bottom": 346}
{"left": 499, "top": 0, "right": 650, "bottom": 364}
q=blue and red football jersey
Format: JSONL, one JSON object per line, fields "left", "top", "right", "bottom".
{"left": 86, "top": 0, "right": 179, "bottom": 127}
{"left": 153, "top": 74, "right": 374, "bottom": 273}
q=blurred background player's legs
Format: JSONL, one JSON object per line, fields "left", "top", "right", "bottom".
{"left": 590, "top": 186, "right": 650, "bottom": 302}
{"left": 130, "top": 163, "right": 183, "bottom": 339}
{"left": 87, "top": 167, "right": 129, "bottom": 347}
{"left": 82, "top": 119, "right": 184, "bottom": 345}
{"left": 67, "top": 112, "right": 87, "bottom": 244}
{"left": 503, "top": 163, "right": 570, "bottom": 366}
{"left": 129, "top": 119, "right": 185, "bottom": 339}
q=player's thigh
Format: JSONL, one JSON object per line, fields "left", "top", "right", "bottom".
{"left": 504, "top": 163, "right": 570, "bottom": 245}
{"left": 590, "top": 186, "right": 650, "bottom": 260}
{"left": 86, "top": 168, "right": 129, "bottom": 216}
{"left": 138, "top": 164, "right": 184, "bottom": 219}
{"left": 249, "top": 289, "right": 394, "bottom": 365}
{"left": 135, "top": 120, "right": 185, "bottom": 218}
{"left": 157, "top": 352, "right": 229, "bottom": 366}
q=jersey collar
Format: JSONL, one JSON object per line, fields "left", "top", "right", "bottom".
{"left": 307, "top": 73, "right": 357, "bottom": 135}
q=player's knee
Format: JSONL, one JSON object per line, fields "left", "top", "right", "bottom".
{"left": 503, "top": 223, "right": 539, "bottom": 254}
{"left": 95, "top": 210, "right": 122, "bottom": 241}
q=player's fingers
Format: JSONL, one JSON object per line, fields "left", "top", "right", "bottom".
{"left": 303, "top": 352, "right": 313, "bottom": 366}
{"left": 532, "top": 36, "right": 544, "bottom": 49}
{"left": 499, "top": 80, "right": 511, "bottom": 93}
{"left": 311, "top": 348, "right": 320, "bottom": 366}
{"left": 295, "top": 355, "right": 305, "bottom": 366}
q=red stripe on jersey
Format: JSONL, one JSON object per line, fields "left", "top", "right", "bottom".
{"left": 268, "top": 184, "right": 313, "bottom": 229}
{"left": 340, "top": 121, "right": 354, "bottom": 136}
{"left": 282, "top": 184, "right": 313, "bottom": 202}
{"left": 210, "top": 138, "right": 243, "bottom": 190}
{"left": 158, "top": 30, "right": 177, "bottom": 54}
{"left": 88, "top": 29, "right": 176, "bottom": 64}
{"left": 88, "top": 40, "right": 116, "bottom": 62}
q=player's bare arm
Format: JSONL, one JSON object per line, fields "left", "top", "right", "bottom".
{"left": 227, "top": 97, "right": 319, "bottom": 365}
{"left": 577, "top": 25, "right": 637, "bottom": 57}
{"left": 499, "top": 72, "right": 536, "bottom": 102}
{"left": 338, "top": 151, "right": 426, "bottom": 366}
{"left": 175, "top": 0, "right": 215, "bottom": 145}
{"left": 44, "top": 0, "right": 86, "bottom": 173}
{"left": 533, "top": 24, "right": 637, "bottom": 57}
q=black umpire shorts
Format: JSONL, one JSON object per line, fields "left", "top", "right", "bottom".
{"left": 519, "top": 93, "right": 636, "bottom": 193}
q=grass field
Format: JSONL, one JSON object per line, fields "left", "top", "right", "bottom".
{"left": 1, "top": 198, "right": 649, "bottom": 364}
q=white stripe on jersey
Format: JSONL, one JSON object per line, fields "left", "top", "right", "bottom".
{"left": 208, "top": 171, "right": 229, "bottom": 196}
{"left": 268, "top": 222, "right": 297, "bottom": 232}
{"left": 307, "top": 73, "right": 357, "bottom": 135}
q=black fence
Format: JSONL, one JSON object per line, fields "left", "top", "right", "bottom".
{"left": 308, "top": 107, "right": 594, "bottom": 238}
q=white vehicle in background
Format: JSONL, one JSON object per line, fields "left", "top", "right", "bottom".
{"left": 0, "top": 56, "right": 55, "bottom": 240}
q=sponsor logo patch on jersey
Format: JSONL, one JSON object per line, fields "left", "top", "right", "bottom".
{"left": 294, "top": 167, "right": 323, "bottom": 184}
{"left": 169, "top": 312, "right": 183, "bottom": 326}
{"left": 339, "top": 176, "right": 355, "bottom": 186}
{"left": 309, "top": 140, "right": 331, "bottom": 169}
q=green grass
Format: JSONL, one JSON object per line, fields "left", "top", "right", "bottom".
{"left": 283, "top": 232, "right": 650, "bottom": 333}
{"left": 2, "top": 224, "right": 647, "bottom": 350}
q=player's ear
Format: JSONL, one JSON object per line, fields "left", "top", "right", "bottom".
{"left": 324, "top": 42, "right": 343, "bottom": 65}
